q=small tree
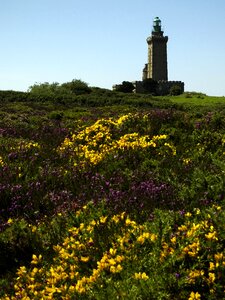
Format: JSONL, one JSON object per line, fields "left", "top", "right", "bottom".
{"left": 170, "top": 85, "right": 183, "bottom": 96}
{"left": 28, "top": 79, "right": 91, "bottom": 96}
{"left": 28, "top": 82, "right": 70, "bottom": 96}
{"left": 62, "top": 79, "right": 91, "bottom": 95}
{"left": 28, "top": 82, "right": 56, "bottom": 94}
{"left": 113, "top": 81, "right": 134, "bottom": 93}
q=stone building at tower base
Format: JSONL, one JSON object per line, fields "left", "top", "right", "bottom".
{"left": 133, "top": 80, "right": 184, "bottom": 95}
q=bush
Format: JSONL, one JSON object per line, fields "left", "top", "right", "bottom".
{"left": 62, "top": 79, "right": 92, "bottom": 95}
{"left": 113, "top": 81, "right": 134, "bottom": 93}
{"left": 170, "top": 85, "right": 183, "bottom": 96}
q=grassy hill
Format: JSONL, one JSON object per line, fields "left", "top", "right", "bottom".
{"left": 0, "top": 90, "right": 225, "bottom": 299}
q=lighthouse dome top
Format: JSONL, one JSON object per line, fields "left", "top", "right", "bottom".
{"left": 154, "top": 17, "right": 161, "bottom": 21}
{"left": 153, "top": 17, "right": 162, "bottom": 33}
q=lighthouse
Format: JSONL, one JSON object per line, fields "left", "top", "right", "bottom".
{"left": 143, "top": 17, "right": 168, "bottom": 81}
{"left": 114, "top": 17, "right": 184, "bottom": 95}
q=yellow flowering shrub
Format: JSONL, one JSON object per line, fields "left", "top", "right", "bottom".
{"left": 158, "top": 204, "right": 225, "bottom": 296}
{"left": 58, "top": 114, "right": 176, "bottom": 168}
{"left": 3, "top": 207, "right": 157, "bottom": 299}
{"left": 3, "top": 204, "right": 225, "bottom": 299}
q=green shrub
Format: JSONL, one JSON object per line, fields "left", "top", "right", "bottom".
{"left": 113, "top": 81, "right": 134, "bottom": 93}
{"left": 62, "top": 79, "right": 92, "bottom": 95}
{"left": 170, "top": 85, "right": 183, "bottom": 96}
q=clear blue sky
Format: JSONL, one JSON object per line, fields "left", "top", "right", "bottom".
{"left": 1, "top": 0, "right": 225, "bottom": 96}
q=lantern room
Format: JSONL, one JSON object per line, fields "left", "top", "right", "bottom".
{"left": 153, "top": 17, "right": 162, "bottom": 33}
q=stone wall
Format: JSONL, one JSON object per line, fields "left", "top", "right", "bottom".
{"left": 133, "top": 80, "right": 184, "bottom": 95}
{"left": 157, "top": 80, "right": 184, "bottom": 95}
{"left": 132, "top": 81, "right": 147, "bottom": 94}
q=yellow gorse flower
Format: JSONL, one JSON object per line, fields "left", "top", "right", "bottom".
{"left": 188, "top": 291, "right": 201, "bottom": 300}
{"left": 137, "top": 232, "right": 157, "bottom": 244}
{"left": 208, "top": 272, "right": 216, "bottom": 284}
{"left": 100, "top": 216, "right": 107, "bottom": 224}
{"left": 110, "top": 264, "right": 123, "bottom": 273}
{"left": 80, "top": 256, "right": 89, "bottom": 262}
{"left": 205, "top": 229, "right": 218, "bottom": 241}
{"left": 0, "top": 156, "right": 5, "bottom": 167}
{"left": 183, "top": 157, "right": 191, "bottom": 165}
{"left": 10, "top": 141, "right": 41, "bottom": 151}
{"left": 209, "top": 262, "right": 215, "bottom": 270}
{"left": 134, "top": 272, "right": 149, "bottom": 280}
{"left": 31, "top": 254, "right": 42, "bottom": 265}
{"left": 214, "top": 252, "right": 223, "bottom": 262}
{"left": 7, "top": 218, "right": 13, "bottom": 225}
{"left": 188, "top": 269, "right": 204, "bottom": 283}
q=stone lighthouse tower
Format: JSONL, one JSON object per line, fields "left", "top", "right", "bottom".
{"left": 143, "top": 17, "right": 168, "bottom": 81}
{"left": 118, "top": 17, "right": 184, "bottom": 95}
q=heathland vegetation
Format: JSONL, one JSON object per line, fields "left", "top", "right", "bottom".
{"left": 0, "top": 80, "right": 225, "bottom": 299}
